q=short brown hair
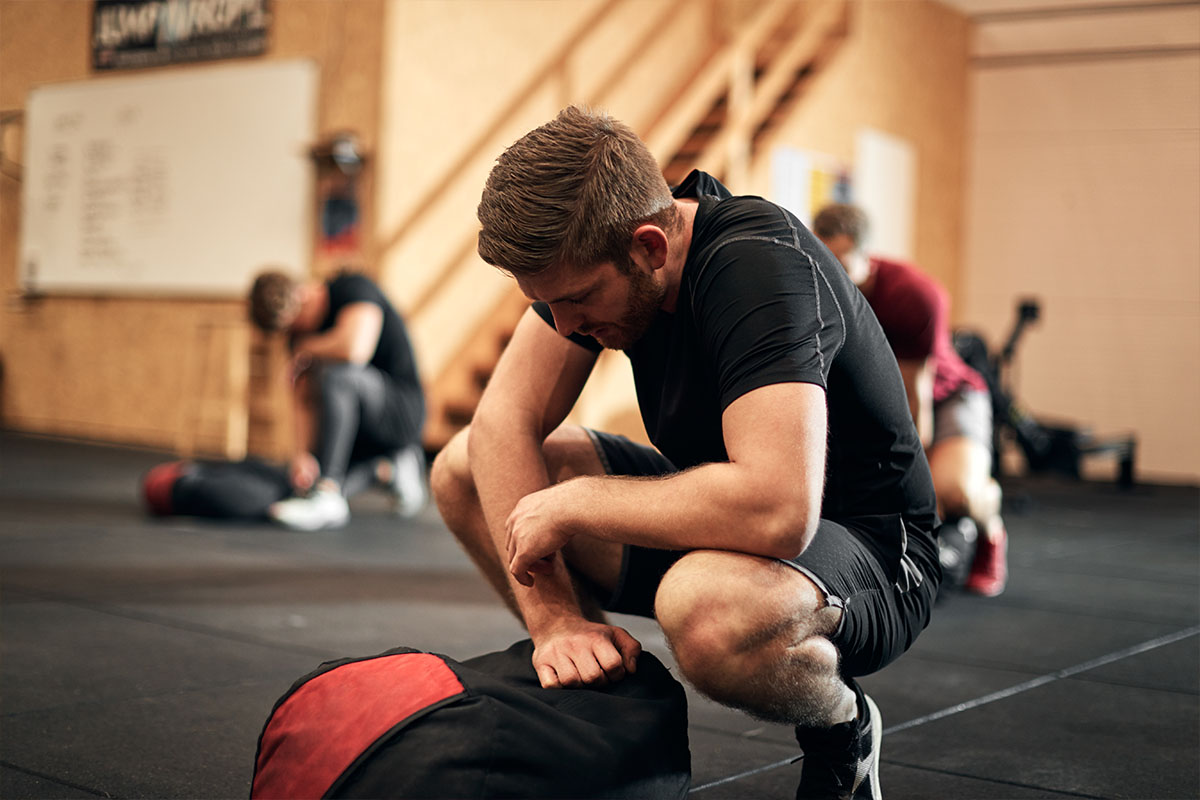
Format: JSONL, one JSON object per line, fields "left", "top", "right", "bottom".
{"left": 248, "top": 269, "right": 300, "bottom": 332}
{"left": 812, "top": 204, "right": 870, "bottom": 249}
{"left": 476, "top": 105, "right": 677, "bottom": 277}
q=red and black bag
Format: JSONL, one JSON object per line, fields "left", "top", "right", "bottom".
{"left": 251, "top": 639, "right": 691, "bottom": 799}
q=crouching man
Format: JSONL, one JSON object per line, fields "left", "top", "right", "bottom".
{"left": 432, "top": 106, "right": 940, "bottom": 799}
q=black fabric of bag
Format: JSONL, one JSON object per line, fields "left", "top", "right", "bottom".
{"left": 251, "top": 639, "right": 691, "bottom": 800}
{"left": 173, "top": 459, "right": 292, "bottom": 519}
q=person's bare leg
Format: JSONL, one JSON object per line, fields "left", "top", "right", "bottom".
{"left": 928, "top": 435, "right": 1001, "bottom": 528}
{"left": 654, "top": 549, "right": 854, "bottom": 727}
{"left": 429, "top": 425, "right": 622, "bottom": 621}
{"left": 931, "top": 434, "right": 1008, "bottom": 596}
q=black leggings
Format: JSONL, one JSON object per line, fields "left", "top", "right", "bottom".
{"left": 310, "top": 361, "right": 424, "bottom": 484}
{"left": 171, "top": 459, "right": 291, "bottom": 519}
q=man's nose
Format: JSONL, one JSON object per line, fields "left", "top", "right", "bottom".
{"left": 549, "top": 304, "right": 580, "bottom": 337}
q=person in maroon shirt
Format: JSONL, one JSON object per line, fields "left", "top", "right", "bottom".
{"left": 814, "top": 204, "right": 1007, "bottom": 596}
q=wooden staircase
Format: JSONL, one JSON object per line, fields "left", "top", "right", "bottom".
{"left": 414, "top": 0, "right": 851, "bottom": 451}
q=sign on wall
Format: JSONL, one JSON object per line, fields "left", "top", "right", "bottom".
{"left": 92, "top": 0, "right": 270, "bottom": 71}
{"left": 770, "top": 146, "right": 852, "bottom": 227}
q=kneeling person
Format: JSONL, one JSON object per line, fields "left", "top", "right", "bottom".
{"left": 249, "top": 268, "right": 427, "bottom": 530}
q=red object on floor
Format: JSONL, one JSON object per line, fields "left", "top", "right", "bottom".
{"left": 966, "top": 519, "right": 1008, "bottom": 597}
{"left": 252, "top": 653, "right": 465, "bottom": 800}
{"left": 142, "top": 461, "right": 186, "bottom": 516}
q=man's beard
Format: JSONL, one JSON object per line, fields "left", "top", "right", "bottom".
{"left": 592, "top": 266, "right": 665, "bottom": 351}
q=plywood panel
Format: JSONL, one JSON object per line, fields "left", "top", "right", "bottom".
{"left": 3, "top": 296, "right": 248, "bottom": 454}
{"left": 963, "top": 52, "right": 1200, "bottom": 482}
{"left": 377, "top": 0, "right": 605, "bottom": 231}
{"left": 973, "top": 5, "right": 1200, "bottom": 58}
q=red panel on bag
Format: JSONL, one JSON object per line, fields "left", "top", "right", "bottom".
{"left": 252, "top": 653, "right": 465, "bottom": 799}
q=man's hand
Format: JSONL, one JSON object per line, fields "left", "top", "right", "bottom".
{"left": 505, "top": 484, "right": 576, "bottom": 586}
{"left": 288, "top": 351, "right": 313, "bottom": 383}
{"left": 532, "top": 618, "right": 642, "bottom": 689}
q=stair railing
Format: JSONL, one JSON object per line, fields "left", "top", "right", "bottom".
{"left": 646, "top": 0, "right": 849, "bottom": 186}
{"left": 396, "top": 0, "right": 851, "bottom": 446}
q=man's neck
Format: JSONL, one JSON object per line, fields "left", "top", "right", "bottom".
{"left": 661, "top": 198, "right": 700, "bottom": 313}
{"left": 846, "top": 250, "right": 874, "bottom": 293}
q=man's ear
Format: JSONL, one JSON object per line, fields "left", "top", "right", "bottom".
{"left": 630, "top": 224, "right": 669, "bottom": 271}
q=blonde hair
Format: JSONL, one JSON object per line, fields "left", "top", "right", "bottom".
{"left": 477, "top": 106, "right": 677, "bottom": 277}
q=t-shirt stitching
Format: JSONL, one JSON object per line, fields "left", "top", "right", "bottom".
{"left": 689, "top": 232, "right": 846, "bottom": 378}
{"left": 806, "top": 248, "right": 848, "bottom": 364}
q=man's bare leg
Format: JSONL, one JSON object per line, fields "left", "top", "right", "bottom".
{"left": 654, "top": 549, "right": 855, "bottom": 728}
{"left": 430, "top": 425, "right": 623, "bottom": 621}
{"left": 929, "top": 435, "right": 1001, "bottom": 527}
{"left": 930, "top": 435, "right": 1008, "bottom": 596}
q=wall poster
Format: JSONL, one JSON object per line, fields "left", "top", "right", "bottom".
{"left": 770, "top": 146, "right": 852, "bottom": 227}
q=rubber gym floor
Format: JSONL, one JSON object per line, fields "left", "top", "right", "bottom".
{"left": 1, "top": 429, "right": 1197, "bottom": 799}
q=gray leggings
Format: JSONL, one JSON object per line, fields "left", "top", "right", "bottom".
{"left": 311, "top": 361, "right": 423, "bottom": 484}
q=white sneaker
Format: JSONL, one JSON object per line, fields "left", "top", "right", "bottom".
{"left": 389, "top": 444, "right": 428, "bottom": 519}
{"left": 268, "top": 486, "right": 349, "bottom": 531}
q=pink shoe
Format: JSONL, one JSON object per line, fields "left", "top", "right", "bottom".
{"left": 965, "top": 518, "right": 1008, "bottom": 597}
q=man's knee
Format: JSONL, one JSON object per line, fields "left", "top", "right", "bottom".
{"left": 542, "top": 425, "right": 606, "bottom": 483}
{"left": 430, "top": 427, "right": 474, "bottom": 513}
{"left": 655, "top": 551, "right": 829, "bottom": 682}
{"left": 299, "top": 360, "right": 358, "bottom": 409}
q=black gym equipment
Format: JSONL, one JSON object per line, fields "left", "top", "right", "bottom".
{"left": 954, "top": 298, "right": 1137, "bottom": 488}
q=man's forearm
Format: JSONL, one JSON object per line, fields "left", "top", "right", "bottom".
{"left": 468, "top": 417, "right": 591, "bottom": 635}
{"left": 551, "top": 461, "right": 817, "bottom": 561}
{"left": 293, "top": 332, "right": 360, "bottom": 364}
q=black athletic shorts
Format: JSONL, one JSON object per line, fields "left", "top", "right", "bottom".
{"left": 584, "top": 429, "right": 941, "bottom": 678}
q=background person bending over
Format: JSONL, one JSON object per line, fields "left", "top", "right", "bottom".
{"left": 813, "top": 204, "right": 1007, "bottom": 596}
{"left": 248, "top": 268, "right": 427, "bottom": 530}
{"left": 430, "top": 106, "right": 941, "bottom": 800}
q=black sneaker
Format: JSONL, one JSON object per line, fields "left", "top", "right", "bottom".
{"left": 937, "top": 516, "right": 979, "bottom": 594}
{"left": 794, "top": 680, "right": 882, "bottom": 799}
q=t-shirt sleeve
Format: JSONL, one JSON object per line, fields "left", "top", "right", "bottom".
{"left": 321, "top": 274, "right": 382, "bottom": 332}
{"left": 531, "top": 301, "right": 603, "bottom": 354}
{"left": 328, "top": 273, "right": 385, "bottom": 316}
{"left": 690, "top": 239, "right": 844, "bottom": 411}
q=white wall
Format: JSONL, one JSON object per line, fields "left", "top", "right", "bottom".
{"left": 961, "top": 4, "right": 1200, "bottom": 482}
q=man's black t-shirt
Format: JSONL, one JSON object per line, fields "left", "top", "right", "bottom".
{"left": 533, "top": 171, "right": 936, "bottom": 531}
{"left": 318, "top": 272, "right": 425, "bottom": 422}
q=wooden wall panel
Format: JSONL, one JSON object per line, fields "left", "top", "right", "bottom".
{"left": 963, "top": 52, "right": 1200, "bottom": 483}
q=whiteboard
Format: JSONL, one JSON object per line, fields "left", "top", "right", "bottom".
{"left": 19, "top": 59, "right": 317, "bottom": 297}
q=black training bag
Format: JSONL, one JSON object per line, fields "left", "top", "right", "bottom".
{"left": 251, "top": 639, "right": 691, "bottom": 799}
